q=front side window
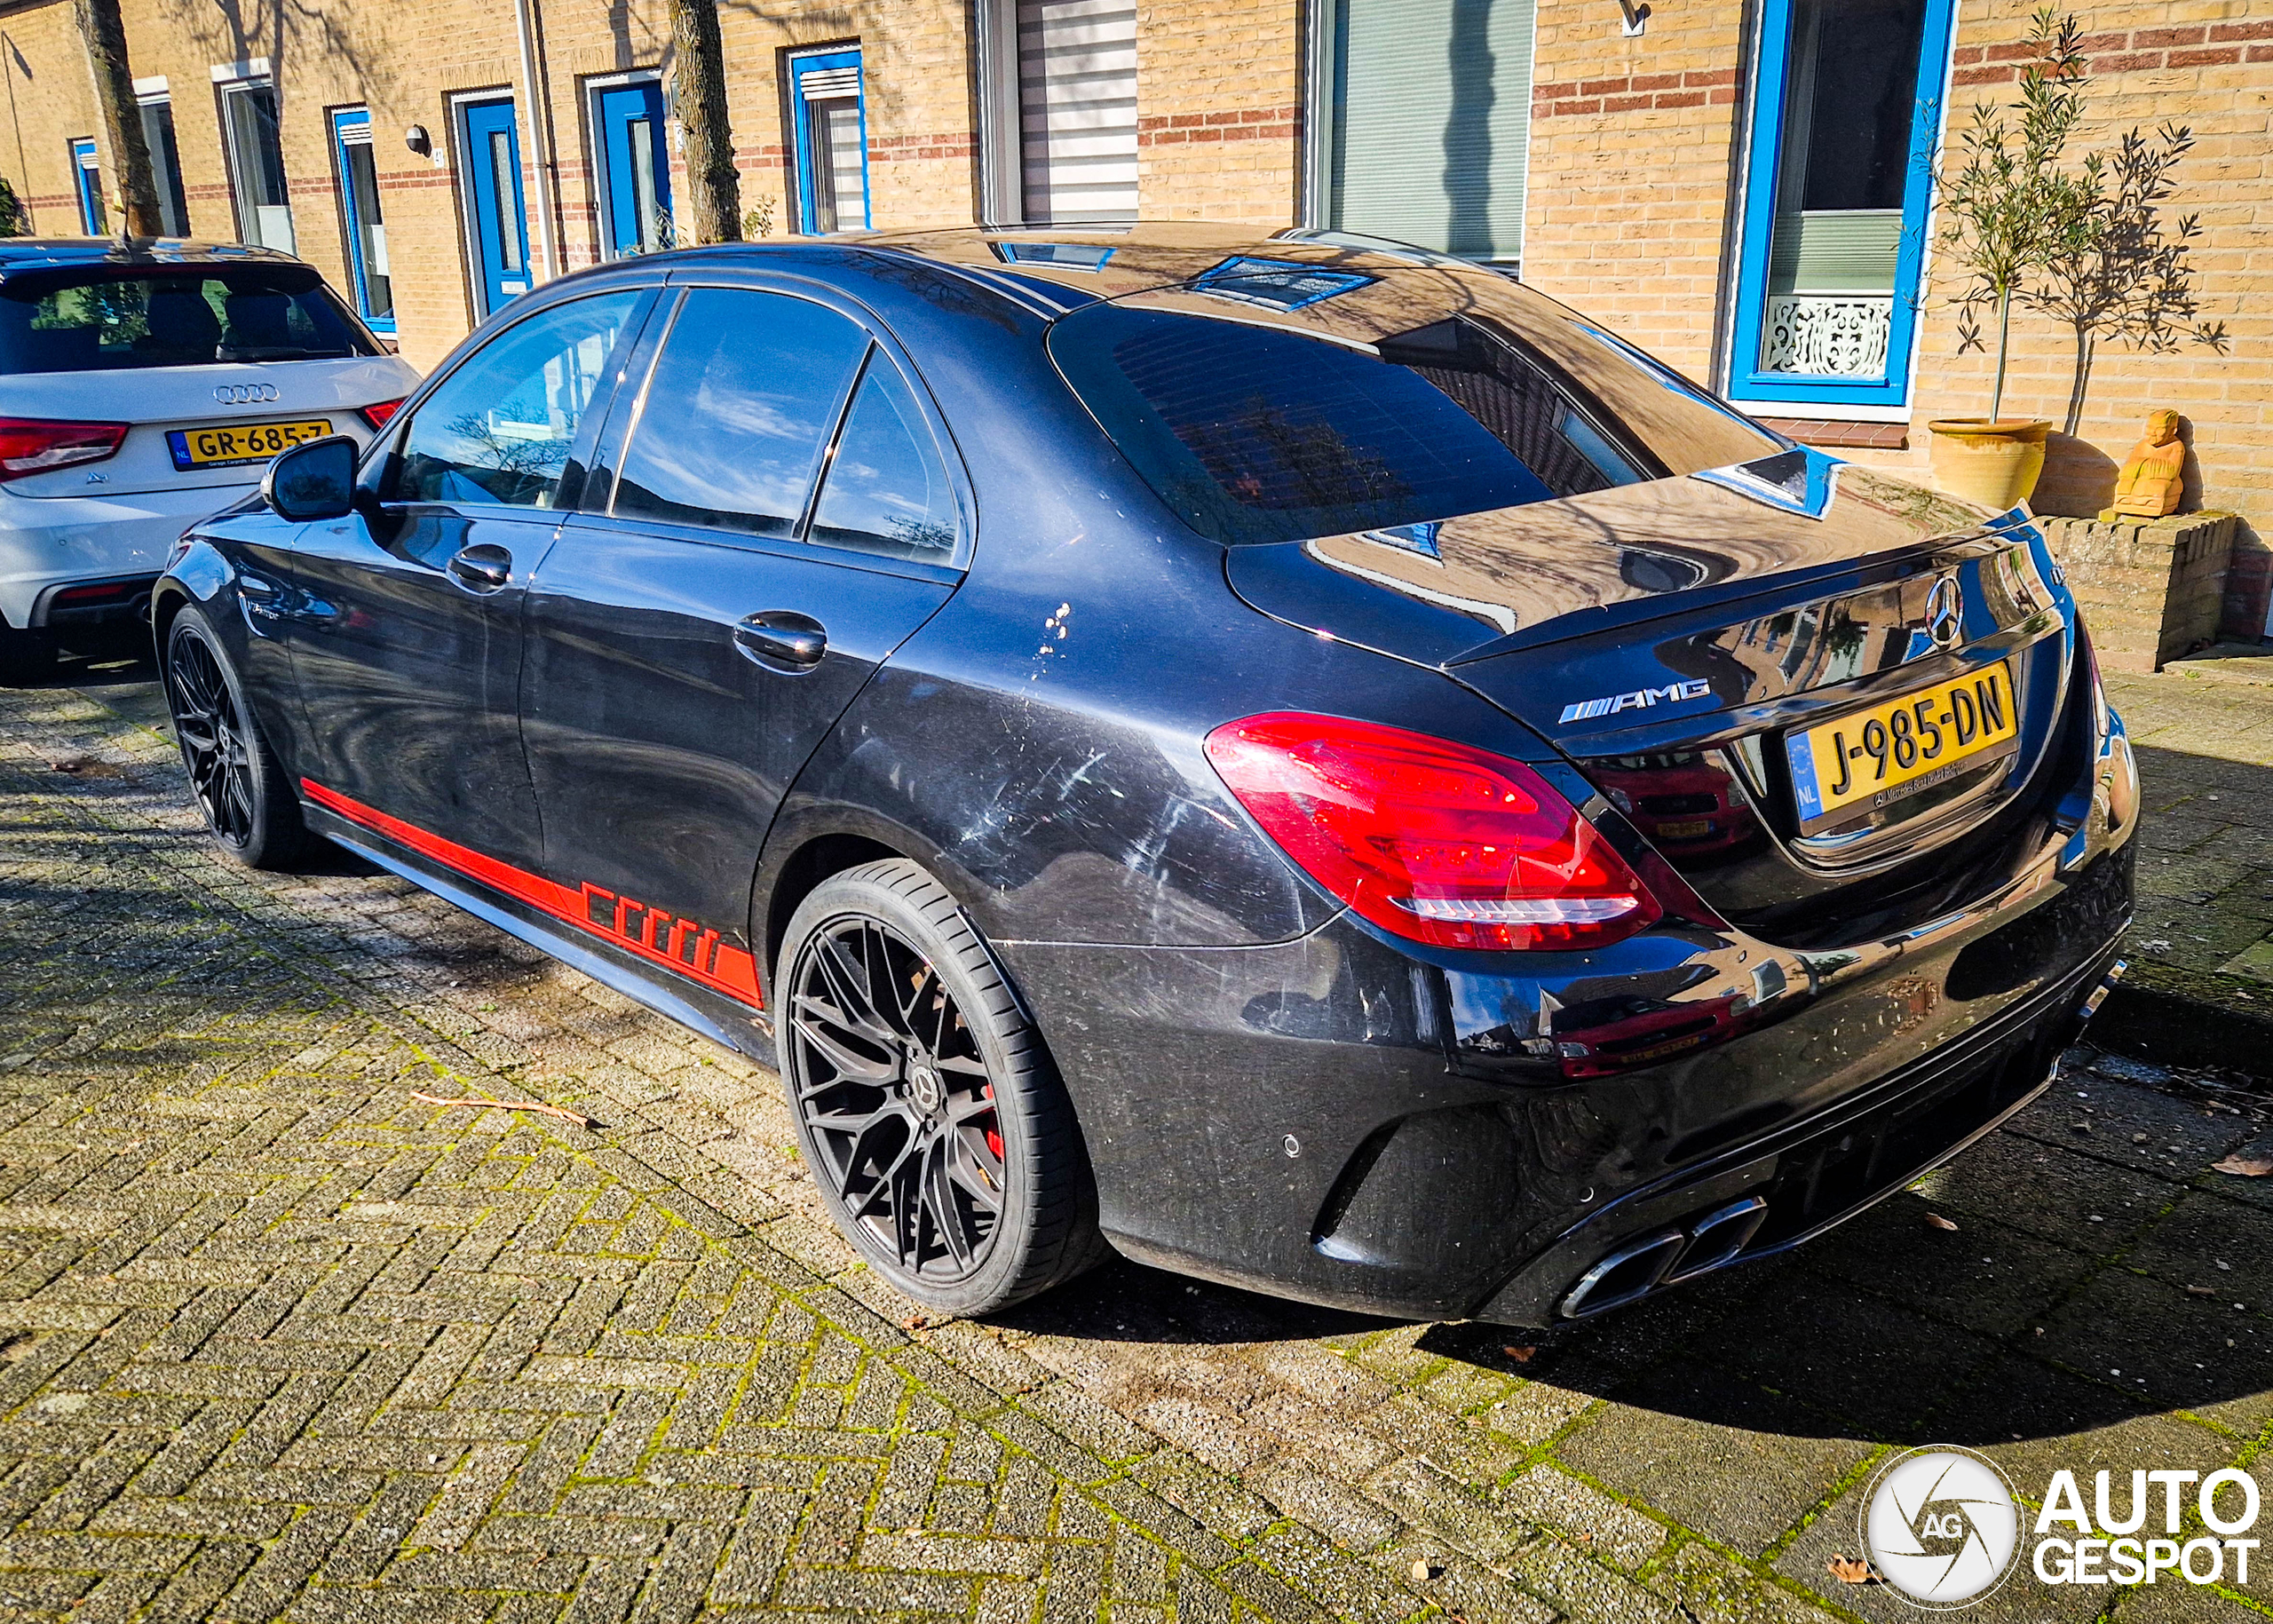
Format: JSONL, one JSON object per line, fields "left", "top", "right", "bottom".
{"left": 0, "top": 265, "right": 378, "bottom": 375}
{"left": 809, "top": 353, "right": 961, "bottom": 563}
{"left": 612, "top": 289, "right": 868, "bottom": 537}
{"left": 1050, "top": 304, "right": 1665, "bottom": 546}
{"left": 395, "top": 291, "right": 643, "bottom": 509}
{"left": 221, "top": 83, "right": 294, "bottom": 253}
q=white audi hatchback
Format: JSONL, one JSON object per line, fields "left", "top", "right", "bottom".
{"left": 0, "top": 240, "right": 419, "bottom": 680}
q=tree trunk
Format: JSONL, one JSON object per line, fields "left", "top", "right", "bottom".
{"left": 669, "top": 0, "right": 741, "bottom": 243}
{"left": 74, "top": 0, "right": 161, "bottom": 237}
{"left": 1989, "top": 288, "right": 2012, "bottom": 423}
{"left": 2062, "top": 325, "right": 2093, "bottom": 438}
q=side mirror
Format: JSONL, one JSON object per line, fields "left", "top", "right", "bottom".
{"left": 261, "top": 434, "right": 359, "bottom": 521}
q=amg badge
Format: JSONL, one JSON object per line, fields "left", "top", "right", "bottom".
{"left": 1558, "top": 677, "right": 1714, "bottom": 725}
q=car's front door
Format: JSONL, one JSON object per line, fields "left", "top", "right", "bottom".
{"left": 285, "top": 288, "right": 650, "bottom": 869}
{"left": 521, "top": 282, "right": 966, "bottom": 999}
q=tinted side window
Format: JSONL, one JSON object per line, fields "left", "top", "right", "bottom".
{"left": 808, "top": 354, "right": 960, "bottom": 564}
{"left": 397, "top": 291, "right": 642, "bottom": 508}
{"left": 612, "top": 289, "right": 869, "bottom": 538}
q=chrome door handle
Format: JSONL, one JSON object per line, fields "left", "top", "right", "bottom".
{"left": 446, "top": 543, "right": 512, "bottom": 593}
{"left": 733, "top": 610, "right": 828, "bottom": 672}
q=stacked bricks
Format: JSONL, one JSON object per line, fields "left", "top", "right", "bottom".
{"left": 2040, "top": 511, "right": 2240, "bottom": 671}
{"left": 1133, "top": 0, "right": 1302, "bottom": 223}
{"left": 1519, "top": 0, "right": 1746, "bottom": 384}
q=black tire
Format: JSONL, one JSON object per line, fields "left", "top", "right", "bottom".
{"left": 779, "top": 859, "right": 1106, "bottom": 1315}
{"left": 162, "top": 606, "right": 316, "bottom": 870}
{"left": 0, "top": 625, "right": 55, "bottom": 686}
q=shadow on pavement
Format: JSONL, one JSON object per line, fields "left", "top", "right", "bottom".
{"left": 1002, "top": 1071, "right": 2273, "bottom": 1450}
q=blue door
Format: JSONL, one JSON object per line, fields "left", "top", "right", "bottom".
{"left": 460, "top": 97, "right": 532, "bottom": 317}
{"left": 71, "top": 139, "right": 105, "bottom": 234}
{"left": 595, "top": 80, "right": 672, "bottom": 257}
{"left": 331, "top": 107, "right": 394, "bottom": 332}
{"left": 788, "top": 49, "right": 870, "bottom": 234}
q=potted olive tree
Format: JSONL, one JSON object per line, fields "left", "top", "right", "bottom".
{"left": 1927, "top": 8, "right": 2090, "bottom": 508}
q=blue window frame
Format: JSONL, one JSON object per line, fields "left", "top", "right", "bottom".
{"left": 788, "top": 48, "right": 870, "bottom": 234}
{"left": 71, "top": 139, "right": 105, "bottom": 235}
{"left": 331, "top": 107, "right": 394, "bottom": 334}
{"left": 592, "top": 77, "right": 673, "bottom": 257}
{"left": 1724, "top": 0, "right": 1956, "bottom": 410}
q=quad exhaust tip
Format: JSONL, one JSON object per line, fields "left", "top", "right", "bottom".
{"left": 1559, "top": 1193, "right": 1770, "bottom": 1319}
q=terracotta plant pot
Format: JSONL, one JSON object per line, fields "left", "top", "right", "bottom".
{"left": 1925, "top": 417, "right": 2052, "bottom": 510}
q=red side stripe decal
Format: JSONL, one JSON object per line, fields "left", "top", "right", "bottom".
{"left": 301, "top": 779, "right": 764, "bottom": 1010}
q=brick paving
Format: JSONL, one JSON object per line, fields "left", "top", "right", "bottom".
{"left": 2112, "top": 659, "right": 2273, "bottom": 1015}
{"left": 2, "top": 655, "right": 2271, "bottom": 1623}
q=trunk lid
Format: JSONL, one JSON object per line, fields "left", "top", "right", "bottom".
{"left": 0, "top": 355, "right": 416, "bottom": 498}
{"left": 1226, "top": 456, "right": 2084, "bottom": 943}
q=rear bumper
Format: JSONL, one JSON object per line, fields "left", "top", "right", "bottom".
{"left": 1000, "top": 820, "right": 2134, "bottom": 1328}
{"left": 1472, "top": 936, "right": 2118, "bottom": 1324}
{"left": 0, "top": 481, "right": 248, "bottom": 628}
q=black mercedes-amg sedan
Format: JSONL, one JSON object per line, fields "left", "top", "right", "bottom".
{"left": 154, "top": 226, "right": 2137, "bottom": 1326}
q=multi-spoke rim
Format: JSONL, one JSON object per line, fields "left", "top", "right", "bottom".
{"left": 166, "top": 631, "right": 256, "bottom": 848}
{"left": 788, "top": 916, "right": 1005, "bottom": 1283}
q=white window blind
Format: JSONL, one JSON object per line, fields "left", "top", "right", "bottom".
{"left": 1328, "top": 0, "right": 1537, "bottom": 262}
{"left": 1018, "top": 0, "right": 1138, "bottom": 223}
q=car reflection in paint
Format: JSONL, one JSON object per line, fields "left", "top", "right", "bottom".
{"left": 154, "top": 225, "right": 2137, "bottom": 1328}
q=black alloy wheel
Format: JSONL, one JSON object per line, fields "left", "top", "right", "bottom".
{"left": 780, "top": 860, "right": 1105, "bottom": 1313}
{"left": 162, "top": 608, "right": 313, "bottom": 870}
{"left": 169, "top": 628, "right": 255, "bottom": 845}
{"left": 792, "top": 914, "right": 1004, "bottom": 1278}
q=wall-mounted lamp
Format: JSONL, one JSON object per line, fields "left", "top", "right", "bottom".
{"left": 406, "top": 123, "right": 444, "bottom": 167}
{"left": 1616, "top": 0, "right": 1649, "bottom": 34}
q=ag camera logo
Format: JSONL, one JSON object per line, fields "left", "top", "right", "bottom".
{"left": 1862, "top": 1447, "right": 2021, "bottom": 1609}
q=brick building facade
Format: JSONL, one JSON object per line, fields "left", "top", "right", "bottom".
{"left": 0, "top": 0, "right": 2261, "bottom": 622}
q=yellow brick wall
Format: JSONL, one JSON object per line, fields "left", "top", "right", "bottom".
{"left": 1134, "top": 0, "right": 1302, "bottom": 223}
{"left": 1521, "top": 0, "right": 1744, "bottom": 381}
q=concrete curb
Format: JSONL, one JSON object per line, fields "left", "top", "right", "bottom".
{"left": 2088, "top": 979, "right": 2273, "bottom": 1073}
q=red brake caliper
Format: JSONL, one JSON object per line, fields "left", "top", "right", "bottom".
{"left": 983, "top": 1082, "right": 1002, "bottom": 1162}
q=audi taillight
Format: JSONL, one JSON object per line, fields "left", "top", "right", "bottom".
{"left": 360, "top": 398, "right": 404, "bottom": 431}
{"left": 1205, "top": 712, "right": 1663, "bottom": 951}
{"left": 0, "top": 416, "right": 128, "bottom": 482}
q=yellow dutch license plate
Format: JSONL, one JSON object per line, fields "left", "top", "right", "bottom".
{"left": 1785, "top": 661, "right": 2019, "bottom": 832}
{"left": 166, "top": 418, "right": 334, "bottom": 471}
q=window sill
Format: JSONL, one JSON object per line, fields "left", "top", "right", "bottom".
{"left": 1752, "top": 416, "right": 1909, "bottom": 451}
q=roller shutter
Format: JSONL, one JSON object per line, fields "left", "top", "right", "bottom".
{"left": 1018, "top": 0, "right": 1139, "bottom": 223}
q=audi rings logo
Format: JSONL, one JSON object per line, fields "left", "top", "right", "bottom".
{"left": 1927, "top": 575, "right": 1965, "bottom": 649}
{"left": 213, "top": 382, "right": 280, "bottom": 405}
{"left": 1863, "top": 1446, "right": 2021, "bottom": 1608}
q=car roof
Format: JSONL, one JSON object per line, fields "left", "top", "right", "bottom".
{"left": 622, "top": 222, "right": 1476, "bottom": 308}
{"left": 0, "top": 237, "right": 305, "bottom": 275}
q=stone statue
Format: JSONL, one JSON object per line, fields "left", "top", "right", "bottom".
{"left": 2099, "top": 409, "right": 2186, "bottom": 520}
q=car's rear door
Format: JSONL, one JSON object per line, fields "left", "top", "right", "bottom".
{"left": 284, "top": 286, "right": 653, "bottom": 871}
{"left": 520, "top": 278, "right": 966, "bottom": 996}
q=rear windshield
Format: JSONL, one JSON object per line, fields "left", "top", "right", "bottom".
{"left": 0, "top": 265, "right": 378, "bottom": 374}
{"left": 1049, "top": 302, "right": 1758, "bottom": 546}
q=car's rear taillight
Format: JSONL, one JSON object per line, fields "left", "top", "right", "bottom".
{"left": 359, "top": 398, "right": 404, "bottom": 431}
{"left": 1204, "top": 712, "right": 1663, "bottom": 951}
{"left": 0, "top": 416, "right": 128, "bottom": 481}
